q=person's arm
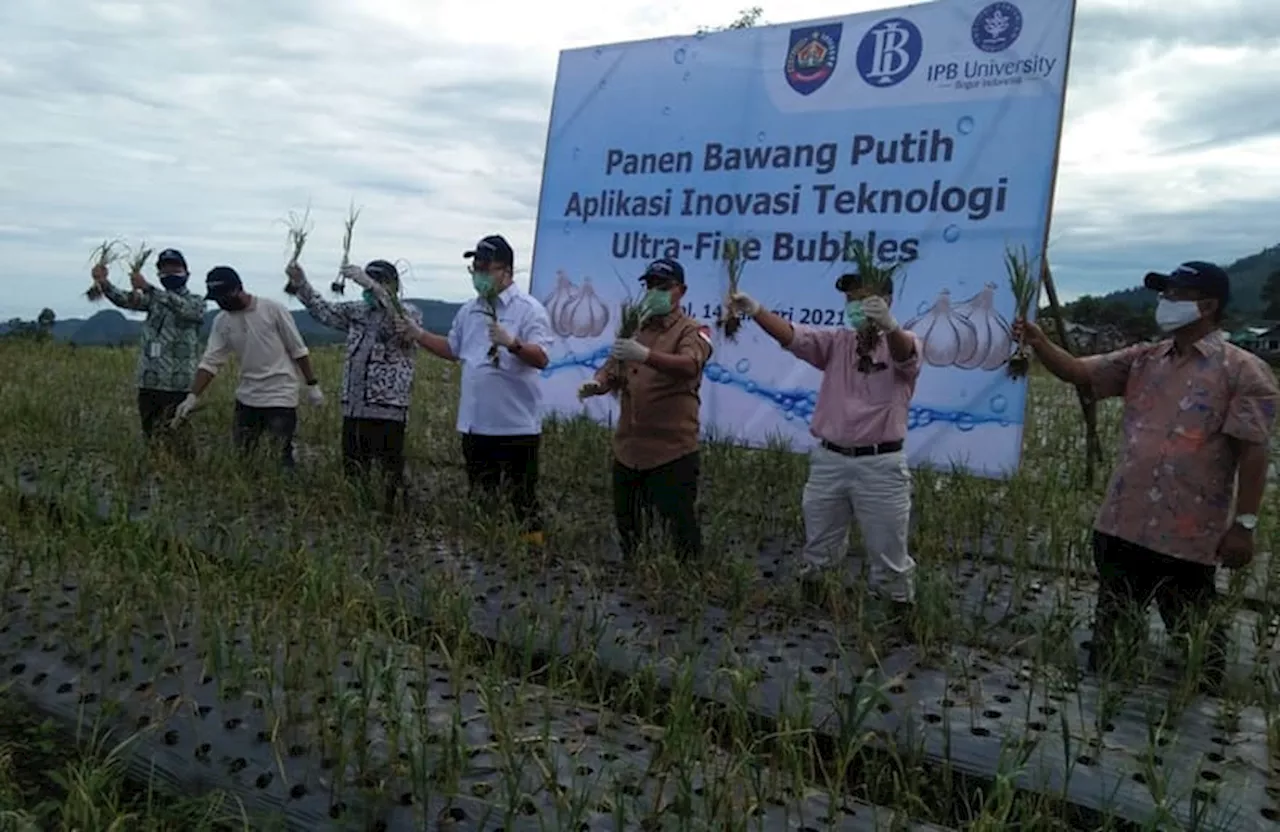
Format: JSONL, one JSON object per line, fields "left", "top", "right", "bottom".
{"left": 886, "top": 328, "right": 915, "bottom": 364}
{"left": 394, "top": 305, "right": 424, "bottom": 349}
{"left": 642, "top": 325, "right": 710, "bottom": 380}
{"left": 509, "top": 304, "right": 553, "bottom": 370}
{"left": 751, "top": 307, "right": 797, "bottom": 348}
{"left": 144, "top": 285, "right": 205, "bottom": 324}
{"left": 1224, "top": 362, "right": 1280, "bottom": 520}
{"left": 192, "top": 317, "right": 232, "bottom": 395}
{"left": 294, "top": 276, "right": 356, "bottom": 331}
{"left": 273, "top": 303, "right": 317, "bottom": 383}
{"left": 100, "top": 279, "right": 151, "bottom": 312}
{"left": 1017, "top": 321, "right": 1095, "bottom": 387}
{"left": 592, "top": 357, "right": 622, "bottom": 391}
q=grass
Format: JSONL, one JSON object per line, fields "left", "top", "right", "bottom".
{"left": 0, "top": 339, "right": 1277, "bottom": 829}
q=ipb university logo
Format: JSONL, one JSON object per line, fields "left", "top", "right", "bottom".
{"left": 855, "top": 18, "right": 923, "bottom": 87}
{"left": 784, "top": 24, "right": 843, "bottom": 95}
{"left": 971, "top": 2, "right": 1022, "bottom": 52}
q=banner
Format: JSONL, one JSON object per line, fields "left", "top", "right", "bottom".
{"left": 528, "top": 0, "right": 1076, "bottom": 478}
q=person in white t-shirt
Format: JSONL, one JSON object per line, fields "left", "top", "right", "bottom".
{"left": 397, "top": 234, "right": 554, "bottom": 545}
{"left": 173, "top": 266, "right": 324, "bottom": 467}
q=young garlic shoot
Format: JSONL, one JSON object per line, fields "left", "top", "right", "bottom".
{"left": 716, "top": 236, "right": 746, "bottom": 340}
{"left": 85, "top": 238, "right": 125, "bottom": 301}
{"left": 126, "top": 243, "right": 154, "bottom": 300}
{"left": 477, "top": 279, "right": 502, "bottom": 367}
{"left": 281, "top": 205, "right": 313, "bottom": 296}
{"left": 1006, "top": 244, "right": 1039, "bottom": 379}
{"left": 844, "top": 235, "right": 902, "bottom": 334}
{"left": 332, "top": 201, "right": 362, "bottom": 295}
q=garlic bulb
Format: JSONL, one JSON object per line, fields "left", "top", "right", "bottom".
{"left": 543, "top": 271, "right": 580, "bottom": 338}
{"left": 562, "top": 277, "right": 610, "bottom": 339}
{"left": 903, "top": 289, "right": 979, "bottom": 368}
{"left": 952, "top": 282, "right": 1014, "bottom": 371}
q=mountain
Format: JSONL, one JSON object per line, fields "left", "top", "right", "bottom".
{"left": 3, "top": 298, "right": 463, "bottom": 347}
{"left": 1098, "top": 244, "right": 1280, "bottom": 315}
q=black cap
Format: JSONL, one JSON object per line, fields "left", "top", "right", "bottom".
{"left": 835, "top": 271, "right": 894, "bottom": 295}
{"left": 365, "top": 260, "right": 399, "bottom": 285}
{"left": 156, "top": 248, "right": 187, "bottom": 269}
{"left": 1143, "top": 261, "right": 1230, "bottom": 306}
{"left": 205, "top": 266, "right": 243, "bottom": 299}
{"left": 463, "top": 235, "right": 514, "bottom": 268}
{"left": 640, "top": 258, "right": 685, "bottom": 285}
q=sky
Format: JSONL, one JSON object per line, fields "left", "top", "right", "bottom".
{"left": 1, "top": 0, "right": 1279, "bottom": 322}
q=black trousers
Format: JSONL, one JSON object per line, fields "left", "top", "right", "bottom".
{"left": 459, "top": 433, "right": 542, "bottom": 532}
{"left": 613, "top": 451, "right": 702, "bottom": 560}
{"left": 1089, "top": 531, "right": 1227, "bottom": 687}
{"left": 342, "top": 417, "right": 407, "bottom": 511}
{"left": 137, "top": 389, "right": 188, "bottom": 438}
{"left": 233, "top": 401, "right": 297, "bottom": 468}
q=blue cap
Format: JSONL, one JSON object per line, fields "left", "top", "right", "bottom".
{"left": 1144, "top": 261, "right": 1230, "bottom": 306}
{"left": 640, "top": 258, "right": 685, "bottom": 285}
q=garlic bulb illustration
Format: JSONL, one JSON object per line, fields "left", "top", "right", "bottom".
{"left": 561, "top": 277, "right": 610, "bottom": 339}
{"left": 543, "top": 271, "right": 580, "bottom": 338}
{"left": 903, "top": 289, "right": 979, "bottom": 368}
{"left": 952, "top": 282, "right": 1014, "bottom": 371}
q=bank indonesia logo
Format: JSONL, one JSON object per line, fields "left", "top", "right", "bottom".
{"left": 784, "top": 24, "right": 842, "bottom": 95}
{"left": 972, "top": 2, "right": 1022, "bottom": 53}
{"left": 855, "top": 18, "right": 922, "bottom": 87}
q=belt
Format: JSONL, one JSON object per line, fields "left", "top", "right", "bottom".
{"left": 821, "top": 439, "right": 903, "bottom": 457}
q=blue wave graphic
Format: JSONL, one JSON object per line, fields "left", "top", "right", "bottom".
{"left": 543, "top": 350, "right": 1019, "bottom": 431}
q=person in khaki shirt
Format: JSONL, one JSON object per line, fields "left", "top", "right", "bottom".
{"left": 578, "top": 258, "right": 713, "bottom": 561}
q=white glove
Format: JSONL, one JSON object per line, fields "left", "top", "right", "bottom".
{"left": 578, "top": 381, "right": 607, "bottom": 400}
{"left": 727, "top": 292, "right": 760, "bottom": 317}
{"left": 862, "top": 296, "right": 898, "bottom": 332}
{"left": 306, "top": 384, "right": 324, "bottom": 406}
{"left": 171, "top": 393, "right": 198, "bottom": 426}
{"left": 611, "top": 337, "right": 649, "bottom": 363}
{"left": 487, "top": 320, "right": 514, "bottom": 348}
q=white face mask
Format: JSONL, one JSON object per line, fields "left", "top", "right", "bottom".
{"left": 1154, "top": 297, "right": 1203, "bottom": 333}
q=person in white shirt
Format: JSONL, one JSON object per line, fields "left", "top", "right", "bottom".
{"left": 173, "top": 266, "right": 324, "bottom": 467}
{"left": 398, "top": 235, "right": 554, "bottom": 545}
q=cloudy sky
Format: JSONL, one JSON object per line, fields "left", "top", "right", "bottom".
{"left": 1, "top": 0, "right": 1278, "bottom": 321}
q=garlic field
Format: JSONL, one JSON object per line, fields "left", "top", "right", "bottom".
{"left": 1, "top": 339, "right": 1277, "bottom": 831}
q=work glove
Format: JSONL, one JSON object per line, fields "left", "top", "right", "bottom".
{"left": 488, "top": 320, "right": 514, "bottom": 348}
{"left": 171, "top": 393, "right": 199, "bottom": 426}
{"left": 305, "top": 384, "right": 325, "bottom": 406}
{"left": 862, "top": 296, "right": 898, "bottom": 332}
{"left": 611, "top": 337, "right": 649, "bottom": 363}
{"left": 726, "top": 292, "right": 760, "bottom": 317}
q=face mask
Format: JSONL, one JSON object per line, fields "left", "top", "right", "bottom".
{"left": 845, "top": 300, "right": 866, "bottom": 329}
{"left": 159, "top": 274, "right": 188, "bottom": 292}
{"left": 1155, "top": 298, "right": 1202, "bottom": 333}
{"left": 472, "top": 271, "right": 494, "bottom": 297}
{"left": 216, "top": 295, "right": 246, "bottom": 312}
{"left": 362, "top": 289, "right": 377, "bottom": 308}
{"left": 644, "top": 289, "right": 673, "bottom": 316}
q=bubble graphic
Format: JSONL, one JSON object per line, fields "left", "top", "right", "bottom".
{"left": 682, "top": 71, "right": 692, "bottom": 82}
{"left": 990, "top": 394, "right": 1008, "bottom": 414}
{"left": 735, "top": 358, "right": 750, "bottom": 373}
{"left": 662, "top": 105, "right": 671, "bottom": 115}
{"left": 562, "top": 223, "right": 572, "bottom": 235}
{"left": 572, "top": 147, "right": 580, "bottom": 159}
{"left": 942, "top": 225, "right": 961, "bottom": 243}
{"left": 957, "top": 116, "right": 975, "bottom": 134}
{"left": 598, "top": 79, "right": 607, "bottom": 90}
{"left": 695, "top": 29, "right": 708, "bottom": 40}
{"left": 757, "top": 131, "right": 766, "bottom": 142}
{"left": 594, "top": 47, "right": 603, "bottom": 58}
{"left": 673, "top": 48, "right": 686, "bottom": 64}
{"left": 956, "top": 413, "right": 976, "bottom": 432}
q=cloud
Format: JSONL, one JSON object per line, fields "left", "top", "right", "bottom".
{"left": 1, "top": 0, "right": 1279, "bottom": 321}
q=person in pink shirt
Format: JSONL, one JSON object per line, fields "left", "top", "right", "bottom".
{"left": 729, "top": 271, "right": 923, "bottom": 606}
{"left": 1014, "top": 261, "right": 1278, "bottom": 693}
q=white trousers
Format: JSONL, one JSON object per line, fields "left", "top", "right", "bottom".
{"left": 801, "top": 446, "right": 917, "bottom": 602}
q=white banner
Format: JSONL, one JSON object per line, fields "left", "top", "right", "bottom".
{"left": 528, "top": 0, "right": 1075, "bottom": 478}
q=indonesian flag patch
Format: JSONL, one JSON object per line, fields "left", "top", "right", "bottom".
{"left": 697, "top": 324, "right": 713, "bottom": 344}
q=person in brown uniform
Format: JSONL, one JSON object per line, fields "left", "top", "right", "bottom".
{"left": 578, "top": 258, "right": 713, "bottom": 561}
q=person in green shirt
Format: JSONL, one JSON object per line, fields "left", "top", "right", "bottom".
{"left": 91, "top": 248, "right": 207, "bottom": 438}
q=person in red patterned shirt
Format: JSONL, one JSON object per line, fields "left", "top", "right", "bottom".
{"left": 1014, "top": 261, "right": 1279, "bottom": 693}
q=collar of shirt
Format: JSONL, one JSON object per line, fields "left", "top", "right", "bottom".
{"left": 1157, "top": 329, "right": 1225, "bottom": 359}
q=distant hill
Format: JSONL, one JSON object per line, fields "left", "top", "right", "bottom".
{"left": 1, "top": 298, "right": 463, "bottom": 347}
{"left": 1098, "top": 244, "right": 1280, "bottom": 315}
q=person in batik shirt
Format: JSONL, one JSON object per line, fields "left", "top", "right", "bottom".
{"left": 1015, "top": 261, "right": 1279, "bottom": 693}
